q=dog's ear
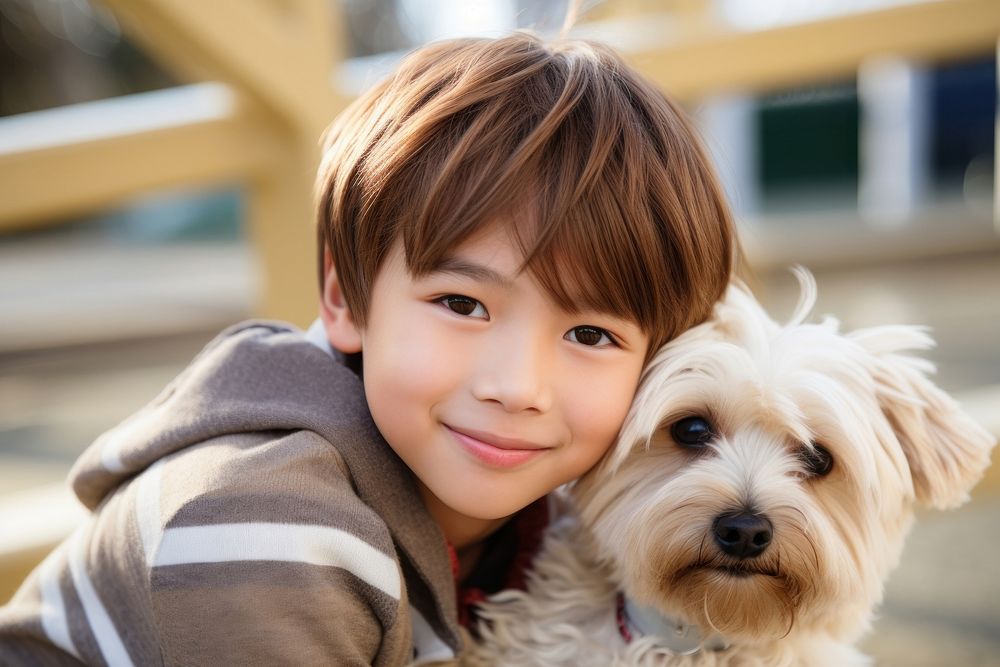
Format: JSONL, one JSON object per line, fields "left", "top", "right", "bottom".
{"left": 851, "top": 325, "right": 995, "bottom": 510}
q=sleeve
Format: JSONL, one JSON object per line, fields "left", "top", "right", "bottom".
{"left": 144, "top": 430, "right": 412, "bottom": 666}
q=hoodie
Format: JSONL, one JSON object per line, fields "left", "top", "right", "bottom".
{"left": 0, "top": 321, "right": 462, "bottom": 666}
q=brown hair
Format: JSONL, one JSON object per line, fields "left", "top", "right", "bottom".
{"left": 316, "top": 32, "right": 737, "bottom": 356}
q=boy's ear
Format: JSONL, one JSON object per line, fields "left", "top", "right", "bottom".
{"left": 319, "top": 250, "right": 363, "bottom": 354}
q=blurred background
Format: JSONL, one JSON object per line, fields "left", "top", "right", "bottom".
{"left": 0, "top": 0, "right": 997, "bottom": 663}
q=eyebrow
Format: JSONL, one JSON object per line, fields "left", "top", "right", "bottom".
{"left": 431, "top": 257, "right": 514, "bottom": 288}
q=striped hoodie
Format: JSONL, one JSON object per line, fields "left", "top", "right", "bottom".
{"left": 0, "top": 321, "right": 463, "bottom": 665}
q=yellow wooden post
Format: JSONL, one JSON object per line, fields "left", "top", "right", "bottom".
{"left": 246, "top": 148, "right": 325, "bottom": 324}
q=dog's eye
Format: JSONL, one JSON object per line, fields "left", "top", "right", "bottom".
{"left": 799, "top": 444, "right": 834, "bottom": 477}
{"left": 670, "top": 417, "right": 714, "bottom": 448}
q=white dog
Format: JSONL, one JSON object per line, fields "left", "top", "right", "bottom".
{"left": 470, "top": 272, "right": 995, "bottom": 667}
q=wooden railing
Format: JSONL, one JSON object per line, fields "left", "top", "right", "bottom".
{"left": 1, "top": 84, "right": 276, "bottom": 229}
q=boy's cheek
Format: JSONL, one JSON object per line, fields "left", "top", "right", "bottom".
{"left": 562, "top": 368, "right": 642, "bottom": 456}
{"left": 362, "top": 328, "right": 474, "bottom": 452}
{"left": 570, "top": 396, "right": 630, "bottom": 449}
{"left": 366, "top": 320, "right": 467, "bottom": 392}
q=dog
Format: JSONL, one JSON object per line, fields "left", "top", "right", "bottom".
{"left": 469, "top": 271, "right": 995, "bottom": 666}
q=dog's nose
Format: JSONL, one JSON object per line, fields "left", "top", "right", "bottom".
{"left": 712, "top": 512, "right": 773, "bottom": 559}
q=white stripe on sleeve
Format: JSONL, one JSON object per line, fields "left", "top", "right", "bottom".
{"left": 134, "top": 459, "right": 164, "bottom": 567}
{"left": 37, "top": 545, "right": 80, "bottom": 660}
{"left": 155, "top": 522, "right": 402, "bottom": 600}
{"left": 67, "top": 530, "right": 135, "bottom": 667}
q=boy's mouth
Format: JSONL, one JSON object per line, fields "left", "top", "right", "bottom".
{"left": 444, "top": 425, "right": 550, "bottom": 468}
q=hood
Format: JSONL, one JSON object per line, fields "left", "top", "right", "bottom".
{"left": 69, "top": 321, "right": 369, "bottom": 510}
{"left": 66, "top": 320, "right": 463, "bottom": 652}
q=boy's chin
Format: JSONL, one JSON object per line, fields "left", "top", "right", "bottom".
{"left": 447, "top": 494, "right": 530, "bottom": 522}
{"left": 428, "top": 483, "right": 538, "bottom": 525}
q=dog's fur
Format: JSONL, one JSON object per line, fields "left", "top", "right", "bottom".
{"left": 470, "top": 273, "right": 995, "bottom": 666}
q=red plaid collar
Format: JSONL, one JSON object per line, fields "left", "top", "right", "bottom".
{"left": 447, "top": 496, "right": 550, "bottom": 628}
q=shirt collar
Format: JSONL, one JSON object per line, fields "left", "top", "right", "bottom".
{"left": 305, "top": 318, "right": 336, "bottom": 358}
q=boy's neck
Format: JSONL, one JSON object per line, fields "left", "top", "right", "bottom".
{"left": 417, "top": 482, "right": 508, "bottom": 553}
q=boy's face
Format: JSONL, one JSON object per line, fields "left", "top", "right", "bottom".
{"left": 350, "top": 224, "right": 649, "bottom": 530}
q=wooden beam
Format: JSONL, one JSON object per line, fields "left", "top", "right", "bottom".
{"left": 584, "top": 0, "right": 1000, "bottom": 99}
{"left": 0, "top": 84, "right": 279, "bottom": 231}
{"left": 97, "top": 0, "right": 345, "bottom": 142}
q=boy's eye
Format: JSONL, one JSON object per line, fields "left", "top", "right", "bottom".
{"left": 437, "top": 295, "right": 488, "bottom": 319}
{"left": 565, "top": 326, "right": 615, "bottom": 347}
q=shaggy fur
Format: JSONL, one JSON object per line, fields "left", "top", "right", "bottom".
{"left": 470, "top": 272, "right": 995, "bottom": 666}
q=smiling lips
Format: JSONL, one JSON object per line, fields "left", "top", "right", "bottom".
{"left": 445, "top": 425, "right": 551, "bottom": 468}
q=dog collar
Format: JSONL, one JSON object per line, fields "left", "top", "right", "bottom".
{"left": 615, "top": 593, "right": 729, "bottom": 655}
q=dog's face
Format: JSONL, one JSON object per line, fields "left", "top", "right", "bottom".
{"left": 573, "top": 275, "right": 994, "bottom": 645}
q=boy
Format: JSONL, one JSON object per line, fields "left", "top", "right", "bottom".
{"left": 0, "top": 33, "right": 736, "bottom": 665}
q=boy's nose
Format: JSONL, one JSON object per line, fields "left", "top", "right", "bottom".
{"left": 471, "top": 337, "right": 553, "bottom": 413}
